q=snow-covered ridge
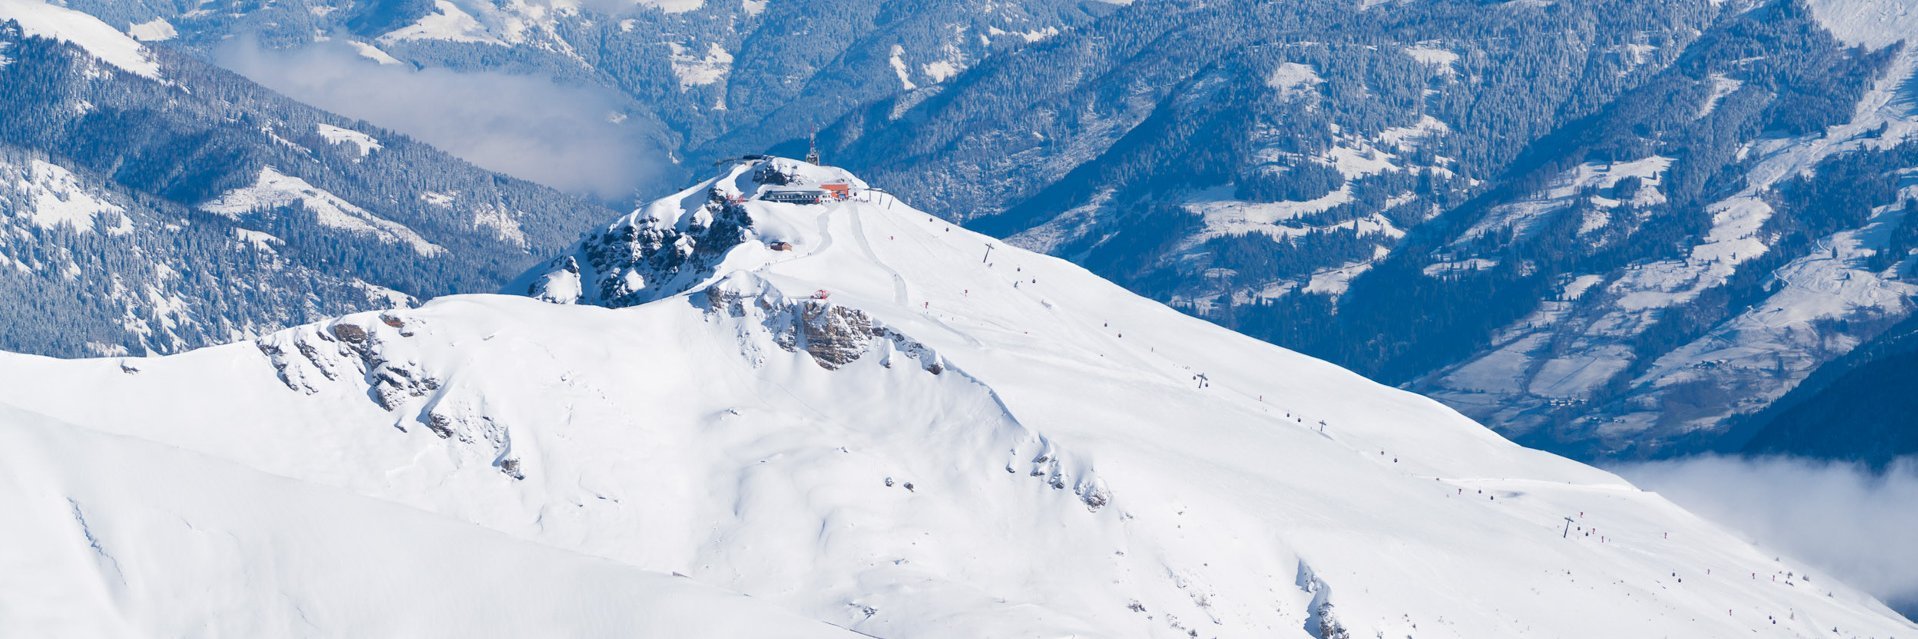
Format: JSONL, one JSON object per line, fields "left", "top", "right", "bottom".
{"left": 3, "top": 158, "right": 1913, "bottom": 637}
{"left": 0, "top": 0, "right": 159, "bottom": 78}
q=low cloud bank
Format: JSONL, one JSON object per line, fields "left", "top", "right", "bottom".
{"left": 1613, "top": 455, "right": 1918, "bottom": 620}
{"left": 216, "top": 38, "right": 672, "bottom": 202}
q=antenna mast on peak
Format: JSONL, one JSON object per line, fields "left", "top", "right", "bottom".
{"left": 806, "top": 128, "right": 822, "bottom": 165}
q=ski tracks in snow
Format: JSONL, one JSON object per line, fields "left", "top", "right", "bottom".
{"left": 844, "top": 204, "right": 911, "bottom": 307}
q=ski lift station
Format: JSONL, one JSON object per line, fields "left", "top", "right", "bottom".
{"left": 747, "top": 131, "right": 857, "bottom": 205}
{"left": 759, "top": 189, "right": 829, "bottom": 204}
{"left": 759, "top": 182, "right": 853, "bottom": 205}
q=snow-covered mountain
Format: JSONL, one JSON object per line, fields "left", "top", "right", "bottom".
{"left": 19, "top": 0, "right": 1910, "bottom": 464}
{"left": 3, "top": 158, "right": 1911, "bottom": 637}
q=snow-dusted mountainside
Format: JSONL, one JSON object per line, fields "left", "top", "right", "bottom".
{"left": 809, "top": 0, "right": 1918, "bottom": 462}
{"left": 3, "top": 159, "right": 1911, "bottom": 637}
{"left": 1403, "top": 0, "right": 1918, "bottom": 457}
{"left": 0, "top": 9, "right": 616, "bottom": 357}
{"left": 0, "top": 0, "right": 157, "bottom": 77}
{"left": 55, "top": 0, "right": 1106, "bottom": 157}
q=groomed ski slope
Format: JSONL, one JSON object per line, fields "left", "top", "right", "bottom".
{"left": 0, "top": 159, "right": 1911, "bottom": 638}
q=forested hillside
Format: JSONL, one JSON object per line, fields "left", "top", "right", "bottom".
{"left": 0, "top": 16, "right": 614, "bottom": 356}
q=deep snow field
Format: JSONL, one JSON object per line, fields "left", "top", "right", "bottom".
{"left": 1, "top": 159, "right": 1912, "bottom": 638}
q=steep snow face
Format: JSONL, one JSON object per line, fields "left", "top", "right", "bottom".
{"left": 0, "top": 0, "right": 159, "bottom": 78}
{"left": 4, "top": 159, "right": 1913, "bottom": 638}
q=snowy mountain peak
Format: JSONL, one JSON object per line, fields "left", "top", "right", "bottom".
{"left": 4, "top": 158, "right": 1915, "bottom": 636}
{"left": 513, "top": 156, "right": 867, "bottom": 308}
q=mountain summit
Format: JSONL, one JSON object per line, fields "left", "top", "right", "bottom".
{"left": 1, "top": 158, "right": 1911, "bottom": 637}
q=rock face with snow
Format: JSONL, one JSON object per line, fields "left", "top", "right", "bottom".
{"left": 2, "top": 158, "right": 1912, "bottom": 637}
{"left": 516, "top": 158, "right": 865, "bottom": 307}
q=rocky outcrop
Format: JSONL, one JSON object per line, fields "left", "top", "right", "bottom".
{"left": 422, "top": 404, "right": 522, "bottom": 480}
{"left": 258, "top": 314, "right": 437, "bottom": 406}
{"left": 523, "top": 185, "right": 753, "bottom": 308}
{"left": 795, "top": 301, "right": 876, "bottom": 369}
{"left": 700, "top": 273, "right": 946, "bottom": 375}
{"left": 257, "top": 312, "right": 520, "bottom": 478}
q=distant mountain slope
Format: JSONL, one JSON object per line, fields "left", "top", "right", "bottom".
{"left": 0, "top": 145, "right": 403, "bottom": 357}
{"left": 0, "top": 11, "right": 616, "bottom": 356}
{"left": 1386, "top": 0, "right": 1918, "bottom": 457}
{"left": 824, "top": 0, "right": 1918, "bottom": 461}
{"left": 55, "top": 0, "right": 1114, "bottom": 161}
{"left": 1, "top": 158, "right": 1910, "bottom": 637}
{"left": 1734, "top": 313, "right": 1918, "bottom": 467}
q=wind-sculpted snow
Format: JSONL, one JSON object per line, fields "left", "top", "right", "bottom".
{"left": 1, "top": 158, "right": 1912, "bottom": 637}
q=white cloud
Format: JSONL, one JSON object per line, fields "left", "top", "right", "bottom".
{"left": 1614, "top": 455, "right": 1918, "bottom": 621}
{"left": 214, "top": 37, "right": 672, "bottom": 202}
